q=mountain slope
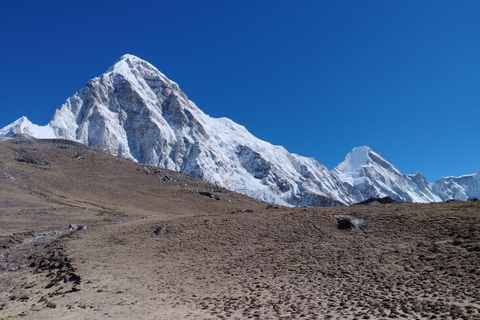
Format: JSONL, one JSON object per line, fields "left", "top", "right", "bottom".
{"left": 1, "top": 54, "right": 479, "bottom": 205}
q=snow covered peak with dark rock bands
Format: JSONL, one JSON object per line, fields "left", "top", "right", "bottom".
{"left": 2, "top": 54, "right": 479, "bottom": 206}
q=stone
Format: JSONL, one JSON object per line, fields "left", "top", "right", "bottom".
{"left": 154, "top": 226, "right": 165, "bottom": 235}
{"left": 333, "top": 215, "right": 364, "bottom": 231}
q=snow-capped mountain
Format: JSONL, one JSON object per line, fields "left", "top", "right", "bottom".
{"left": 433, "top": 172, "right": 480, "bottom": 201}
{"left": 1, "top": 54, "right": 479, "bottom": 205}
{"left": 333, "top": 146, "right": 442, "bottom": 203}
{"left": 0, "top": 116, "right": 56, "bottom": 139}
{"left": 2, "top": 55, "right": 351, "bottom": 206}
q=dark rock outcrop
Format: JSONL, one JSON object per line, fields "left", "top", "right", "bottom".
{"left": 333, "top": 215, "right": 364, "bottom": 231}
{"left": 356, "top": 197, "right": 398, "bottom": 205}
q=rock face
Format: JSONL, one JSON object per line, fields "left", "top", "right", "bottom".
{"left": 1, "top": 54, "right": 479, "bottom": 206}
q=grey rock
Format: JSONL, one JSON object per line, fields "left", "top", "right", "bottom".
{"left": 154, "top": 226, "right": 165, "bottom": 235}
{"left": 333, "top": 214, "right": 364, "bottom": 231}
{"left": 69, "top": 224, "right": 88, "bottom": 232}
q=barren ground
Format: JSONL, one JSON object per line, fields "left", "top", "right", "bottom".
{"left": 0, "top": 138, "right": 479, "bottom": 319}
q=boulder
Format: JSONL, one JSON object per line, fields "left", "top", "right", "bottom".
{"left": 333, "top": 215, "right": 364, "bottom": 231}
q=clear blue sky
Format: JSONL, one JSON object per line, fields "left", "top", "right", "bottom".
{"left": 1, "top": 0, "right": 479, "bottom": 182}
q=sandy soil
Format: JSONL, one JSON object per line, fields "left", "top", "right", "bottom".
{"left": 0, "top": 138, "right": 479, "bottom": 319}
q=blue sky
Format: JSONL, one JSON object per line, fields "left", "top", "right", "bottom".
{"left": 1, "top": 0, "right": 479, "bottom": 181}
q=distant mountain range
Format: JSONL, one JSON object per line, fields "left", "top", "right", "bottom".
{"left": 1, "top": 54, "right": 478, "bottom": 206}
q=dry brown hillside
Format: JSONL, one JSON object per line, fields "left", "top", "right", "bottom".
{"left": 0, "top": 137, "right": 479, "bottom": 319}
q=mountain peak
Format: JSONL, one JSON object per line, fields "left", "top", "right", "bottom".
{"left": 12, "top": 116, "right": 29, "bottom": 125}
{"left": 331, "top": 146, "right": 373, "bottom": 187}
{"left": 335, "top": 145, "right": 399, "bottom": 176}
{"left": 115, "top": 54, "right": 148, "bottom": 66}
{"left": 413, "top": 171, "right": 424, "bottom": 179}
{"left": 119, "top": 53, "right": 141, "bottom": 61}
{"left": 349, "top": 145, "right": 371, "bottom": 163}
{"left": 0, "top": 116, "right": 55, "bottom": 139}
{"left": 106, "top": 54, "right": 156, "bottom": 76}
{"left": 0, "top": 116, "right": 30, "bottom": 136}
{"left": 103, "top": 54, "right": 183, "bottom": 94}
{"left": 410, "top": 171, "right": 429, "bottom": 186}
{"left": 336, "top": 146, "right": 372, "bottom": 174}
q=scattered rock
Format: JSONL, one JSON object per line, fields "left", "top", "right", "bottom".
{"left": 33, "top": 246, "right": 81, "bottom": 290}
{"left": 142, "top": 166, "right": 172, "bottom": 181}
{"left": 73, "top": 151, "right": 84, "bottom": 160}
{"left": 0, "top": 227, "right": 71, "bottom": 271}
{"left": 356, "top": 197, "right": 398, "bottom": 205}
{"left": 69, "top": 224, "right": 88, "bottom": 232}
{"left": 231, "top": 209, "right": 254, "bottom": 214}
{"left": 446, "top": 199, "right": 461, "bottom": 203}
{"left": 39, "top": 296, "right": 57, "bottom": 308}
{"left": 199, "top": 191, "right": 220, "bottom": 200}
{"left": 14, "top": 150, "right": 49, "bottom": 165}
{"left": 154, "top": 226, "right": 165, "bottom": 235}
{"left": 266, "top": 204, "right": 281, "bottom": 210}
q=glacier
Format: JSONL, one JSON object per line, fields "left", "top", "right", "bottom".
{"left": 1, "top": 54, "right": 479, "bottom": 206}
